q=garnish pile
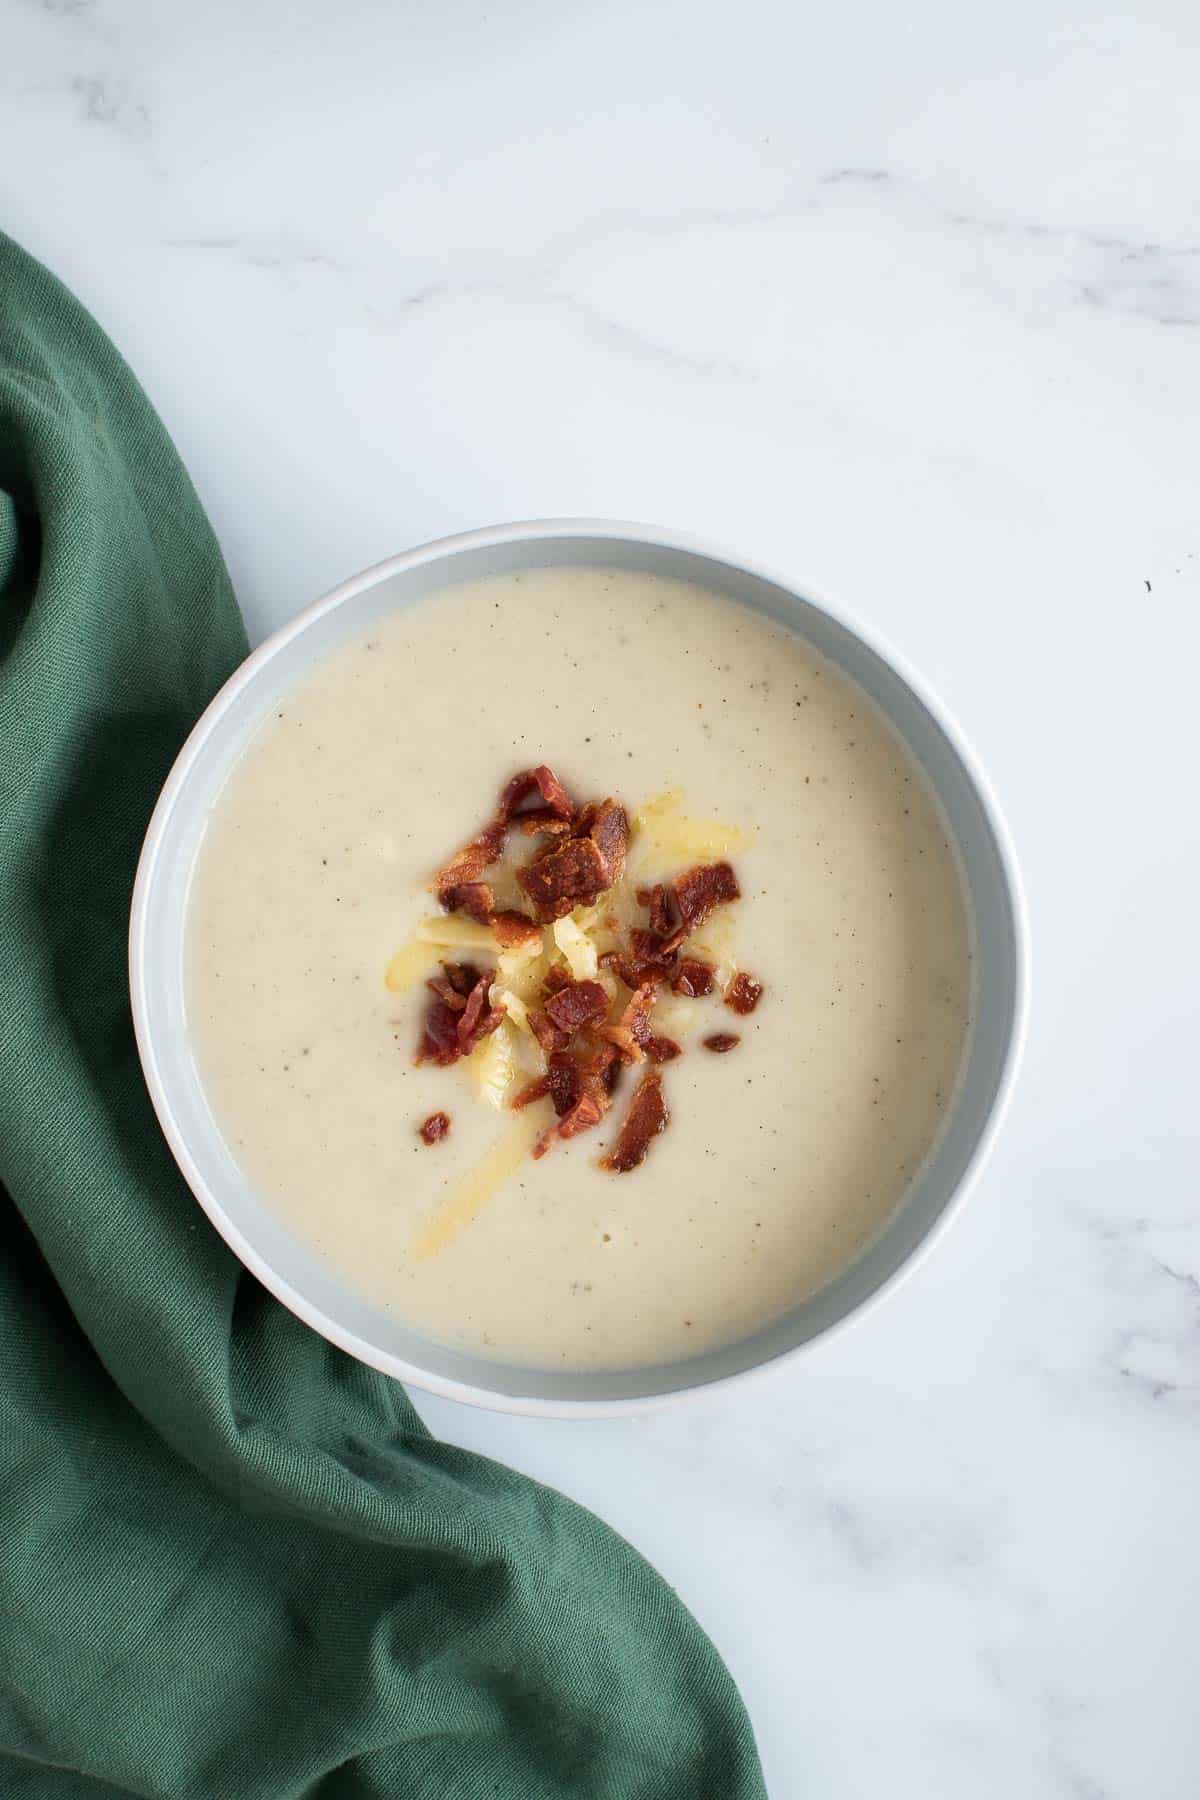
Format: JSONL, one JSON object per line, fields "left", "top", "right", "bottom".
{"left": 394, "top": 764, "right": 762, "bottom": 1174}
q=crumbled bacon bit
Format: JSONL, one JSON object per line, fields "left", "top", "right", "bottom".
{"left": 672, "top": 958, "right": 715, "bottom": 998}
{"left": 542, "top": 964, "right": 571, "bottom": 995}
{"left": 416, "top": 997, "right": 461, "bottom": 1066}
{"left": 426, "top": 973, "right": 468, "bottom": 1012}
{"left": 547, "top": 1051, "right": 582, "bottom": 1117}
{"left": 646, "top": 1035, "right": 681, "bottom": 1063}
{"left": 532, "top": 1119, "right": 557, "bottom": 1159}
{"left": 601, "top": 1070, "right": 670, "bottom": 1173}
{"left": 499, "top": 764, "right": 574, "bottom": 825}
{"left": 490, "top": 909, "right": 541, "bottom": 949}
{"left": 702, "top": 1032, "right": 741, "bottom": 1054}
{"left": 454, "top": 971, "right": 505, "bottom": 1056}
{"left": 671, "top": 861, "right": 741, "bottom": 936}
{"left": 455, "top": 974, "right": 489, "bottom": 1042}
{"left": 612, "top": 929, "right": 678, "bottom": 989}
{"left": 623, "top": 981, "right": 658, "bottom": 1048}
{"left": 588, "top": 799, "right": 629, "bottom": 886}
{"left": 514, "top": 808, "right": 573, "bottom": 836}
{"left": 644, "top": 883, "right": 677, "bottom": 939}
{"left": 545, "top": 979, "right": 609, "bottom": 1034}
{"left": 596, "top": 1024, "right": 638, "bottom": 1063}
{"left": 579, "top": 1039, "right": 623, "bottom": 1092}
{"left": 599, "top": 979, "right": 658, "bottom": 1064}
{"left": 629, "top": 928, "right": 675, "bottom": 966}
{"left": 725, "top": 971, "right": 764, "bottom": 1015}
{"left": 511, "top": 1073, "right": 551, "bottom": 1110}
{"left": 433, "top": 818, "right": 507, "bottom": 908}
{"left": 440, "top": 962, "right": 481, "bottom": 996}
{"left": 416, "top": 963, "right": 505, "bottom": 1065}
{"left": 517, "top": 837, "right": 609, "bottom": 922}
{"left": 559, "top": 1083, "right": 609, "bottom": 1139}
{"left": 513, "top": 1049, "right": 602, "bottom": 1118}
{"left": 465, "top": 1007, "right": 506, "bottom": 1053}
{"left": 441, "top": 881, "right": 494, "bottom": 923}
{"left": 525, "top": 835, "right": 561, "bottom": 867}
{"left": 533, "top": 1071, "right": 611, "bottom": 1158}
{"left": 607, "top": 956, "right": 661, "bottom": 992}
{"left": 516, "top": 798, "right": 629, "bottom": 922}
{"left": 528, "top": 1009, "right": 570, "bottom": 1057}
{"left": 418, "top": 1111, "right": 451, "bottom": 1145}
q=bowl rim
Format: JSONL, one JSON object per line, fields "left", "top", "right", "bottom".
{"left": 129, "top": 517, "right": 1030, "bottom": 1419}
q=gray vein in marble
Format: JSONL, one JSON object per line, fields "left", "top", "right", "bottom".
{"left": 69, "top": 72, "right": 150, "bottom": 140}
{"left": 1115, "top": 1341, "right": 1176, "bottom": 1402}
{"left": 824, "top": 1498, "right": 879, "bottom": 1570}
{"left": 1067, "top": 1776, "right": 1111, "bottom": 1800}
{"left": 823, "top": 164, "right": 1200, "bottom": 265}
{"left": 981, "top": 1650, "right": 1116, "bottom": 1800}
{"left": 1071, "top": 1207, "right": 1200, "bottom": 1403}
{"left": 166, "top": 237, "right": 344, "bottom": 277}
{"left": 162, "top": 244, "right": 762, "bottom": 384}
{"left": 164, "top": 163, "right": 1200, "bottom": 364}
{"left": 12, "top": 0, "right": 152, "bottom": 144}
{"left": 1149, "top": 1254, "right": 1200, "bottom": 1300}
{"left": 822, "top": 166, "right": 893, "bottom": 186}
{"left": 18, "top": 0, "right": 96, "bottom": 14}
{"left": 819, "top": 167, "right": 1200, "bottom": 331}
{"left": 567, "top": 295, "right": 757, "bottom": 380}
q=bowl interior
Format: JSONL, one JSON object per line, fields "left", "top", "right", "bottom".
{"left": 133, "top": 527, "right": 1023, "bottom": 1413}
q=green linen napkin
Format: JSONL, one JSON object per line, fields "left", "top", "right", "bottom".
{"left": 0, "top": 233, "right": 767, "bottom": 1800}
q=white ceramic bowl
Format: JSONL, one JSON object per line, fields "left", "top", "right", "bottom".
{"left": 130, "top": 520, "right": 1028, "bottom": 1418}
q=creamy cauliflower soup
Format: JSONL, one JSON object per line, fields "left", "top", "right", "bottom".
{"left": 186, "top": 567, "right": 971, "bottom": 1368}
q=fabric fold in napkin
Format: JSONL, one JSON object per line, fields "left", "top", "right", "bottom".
{"left": 0, "top": 232, "right": 766, "bottom": 1800}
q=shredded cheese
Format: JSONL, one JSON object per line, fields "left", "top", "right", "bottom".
{"left": 384, "top": 939, "right": 438, "bottom": 994}
{"left": 473, "top": 1020, "right": 517, "bottom": 1110}
{"left": 492, "top": 986, "right": 531, "bottom": 1035}
{"left": 388, "top": 912, "right": 537, "bottom": 993}
{"left": 496, "top": 934, "right": 545, "bottom": 998}
{"left": 631, "top": 788, "right": 753, "bottom": 869}
{"left": 414, "top": 914, "right": 498, "bottom": 951}
{"left": 553, "top": 913, "right": 599, "bottom": 981}
{"left": 410, "top": 1111, "right": 542, "bottom": 1260}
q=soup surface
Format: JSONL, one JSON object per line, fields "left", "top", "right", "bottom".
{"left": 187, "top": 567, "right": 971, "bottom": 1368}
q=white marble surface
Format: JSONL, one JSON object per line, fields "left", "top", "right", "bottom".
{"left": 5, "top": 1, "right": 1198, "bottom": 1793}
